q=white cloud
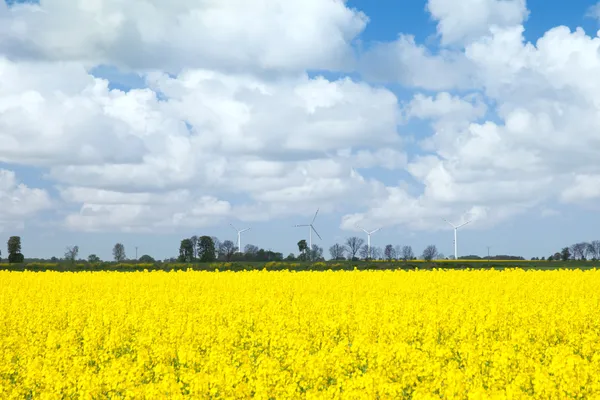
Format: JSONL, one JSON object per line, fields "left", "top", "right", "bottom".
{"left": 586, "top": 2, "right": 600, "bottom": 21}
{"left": 0, "top": 0, "right": 367, "bottom": 73}
{"left": 0, "top": 169, "right": 51, "bottom": 228}
{"left": 61, "top": 188, "right": 233, "bottom": 233}
{"left": 426, "top": 0, "right": 528, "bottom": 46}
{"left": 345, "top": 4, "right": 600, "bottom": 232}
{"left": 560, "top": 175, "right": 600, "bottom": 203}
{"left": 3, "top": 0, "right": 600, "bottom": 238}
{"left": 360, "top": 35, "right": 475, "bottom": 90}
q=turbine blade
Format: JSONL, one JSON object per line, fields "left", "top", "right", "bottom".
{"left": 456, "top": 220, "right": 471, "bottom": 229}
{"left": 241, "top": 228, "right": 250, "bottom": 233}
{"left": 370, "top": 228, "right": 381, "bottom": 234}
{"left": 356, "top": 224, "right": 368, "bottom": 234}
{"left": 311, "top": 208, "right": 319, "bottom": 224}
{"left": 311, "top": 225, "right": 322, "bottom": 240}
{"left": 442, "top": 218, "right": 455, "bottom": 228}
{"left": 230, "top": 223, "right": 238, "bottom": 232}
{"left": 295, "top": 224, "right": 309, "bottom": 227}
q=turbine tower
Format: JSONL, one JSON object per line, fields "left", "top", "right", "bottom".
{"left": 230, "top": 224, "right": 250, "bottom": 253}
{"left": 356, "top": 225, "right": 380, "bottom": 259}
{"left": 443, "top": 218, "right": 471, "bottom": 260}
{"left": 294, "top": 208, "right": 322, "bottom": 250}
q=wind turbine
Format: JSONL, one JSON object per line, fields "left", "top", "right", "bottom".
{"left": 294, "top": 208, "right": 322, "bottom": 250}
{"left": 443, "top": 218, "right": 471, "bottom": 260}
{"left": 230, "top": 224, "right": 250, "bottom": 253}
{"left": 356, "top": 225, "right": 381, "bottom": 259}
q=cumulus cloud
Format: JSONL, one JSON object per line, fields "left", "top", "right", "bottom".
{"left": 426, "top": 0, "right": 528, "bottom": 46}
{"left": 0, "top": 0, "right": 367, "bottom": 73}
{"left": 344, "top": 1, "right": 600, "bottom": 232}
{"left": 2, "top": 0, "right": 600, "bottom": 237}
{"left": 60, "top": 187, "right": 233, "bottom": 232}
{"left": 0, "top": 169, "right": 51, "bottom": 228}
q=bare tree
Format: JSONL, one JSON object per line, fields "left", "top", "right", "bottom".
{"left": 190, "top": 235, "right": 199, "bottom": 259}
{"left": 329, "top": 244, "right": 347, "bottom": 260}
{"left": 113, "top": 243, "right": 126, "bottom": 262}
{"left": 372, "top": 246, "right": 383, "bottom": 260}
{"left": 345, "top": 237, "right": 364, "bottom": 260}
{"left": 244, "top": 244, "right": 259, "bottom": 257}
{"left": 422, "top": 245, "right": 438, "bottom": 261}
{"left": 359, "top": 244, "right": 369, "bottom": 260}
{"left": 401, "top": 245, "right": 414, "bottom": 261}
{"left": 211, "top": 236, "right": 222, "bottom": 255}
{"left": 394, "top": 245, "right": 402, "bottom": 260}
{"left": 571, "top": 242, "right": 588, "bottom": 260}
{"left": 219, "top": 240, "right": 237, "bottom": 261}
{"left": 589, "top": 240, "right": 600, "bottom": 260}
{"left": 64, "top": 246, "right": 79, "bottom": 264}
{"left": 384, "top": 244, "right": 396, "bottom": 261}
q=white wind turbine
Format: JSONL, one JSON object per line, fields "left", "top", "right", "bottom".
{"left": 442, "top": 218, "right": 471, "bottom": 260}
{"left": 230, "top": 224, "right": 250, "bottom": 253}
{"left": 294, "top": 209, "right": 322, "bottom": 250}
{"left": 356, "top": 225, "right": 381, "bottom": 259}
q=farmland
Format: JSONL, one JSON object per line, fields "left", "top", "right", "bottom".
{"left": 2, "top": 269, "right": 600, "bottom": 398}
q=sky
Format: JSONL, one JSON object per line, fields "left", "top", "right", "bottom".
{"left": 2, "top": 0, "right": 600, "bottom": 261}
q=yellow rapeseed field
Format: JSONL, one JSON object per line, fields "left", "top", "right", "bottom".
{"left": 1, "top": 269, "right": 600, "bottom": 399}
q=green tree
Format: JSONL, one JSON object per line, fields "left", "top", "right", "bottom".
{"left": 113, "top": 243, "right": 126, "bottom": 262}
{"left": 7, "top": 236, "right": 24, "bottom": 264}
{"left": 198, "top": 236, "right": 216, "bottom": 262}
{"left": 64, "top": 246, "right": 79, "bottom": 264}
{"left": 297, "top": 239, "right": 308, "bottom": 260}
{"left": 138, "top": 254, "right": 155, "bottom": 263}
{"left": 561, "top": 247, "right": 571, "bottom": 262}
{"left": 178, "top": 239, "right": 194, "bottom": 262}
{"left": 88, "top": 254, "right": 101, "bottom": 262}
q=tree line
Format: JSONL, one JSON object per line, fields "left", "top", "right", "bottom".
{"left": 5, "top": 234, "right": 587, "bottom": 264}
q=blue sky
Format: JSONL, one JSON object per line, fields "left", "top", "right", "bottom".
{"left": 2, "top": 0, "right": 600, "bottom": 260}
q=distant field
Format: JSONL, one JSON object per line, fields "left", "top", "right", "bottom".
{"left": 0, "top": 259, "right": 598, "bottom": 272}
{"left": 2, "top": 269, "right": 600, "bottom": 397}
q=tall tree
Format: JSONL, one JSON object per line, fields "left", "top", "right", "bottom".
{"left": 297, "top": 240, "right": 308, "bottom": 260}
{"left": 64, "top": 246, "right": 79, "bottom": 264}
{"left": 190, "top": 235, "right": 199, "bottom": 259}
{"left": 309, "top": 244, "right": 324, "bottom": 261}
{"left": 329, "top": 244, "right": 347, "bottom": 260}
{"left": 178, "top": 239, "right": 194, "bottom": 262}
{"left": 113, "top": 243, "right": 126, "bottom": 262}
{"left": 198, "top": 236, "right": 216, "bottom": 262}
{"left": 372, "top": 246, "right": 383, "bottom": 260}
{"left": 211, "top": 236, "right": 221, "bottom": 256}
{"left": 244, "top": 244, "right": 259, "bottom": 261}
{"left": 219, "top": 240, "right": 237, "bottom": 261}
{"left": 570, "top": 242, "right": 588, "bottom": 260}
{"left": 7, "top": 236, "right": 24, "bottom": 263}
{"left": 589, "top": 240, "right": 600, "bottom": 260}
{"left": 345, "top": 237, "right": 364, "bottom": 261}
{"left": 384, "top": 244, "right": 396, "bottom": 261}
{"left": 422, "top": 245, "right": 438, "bottom": 261}
{"left": 359, "top": 244, "right": 369, "bottom": 260}
{"left": 88, "top": 254, "right": 100, "bottom": 262}
{"left": 561, "top": 247, "right": 571, "bottom": 261}
{"left": 401, "top": 245, "right": 414, "bottom": 262}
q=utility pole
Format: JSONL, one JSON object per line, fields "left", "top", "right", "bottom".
{"left": 135, "top": 246, "right": 138, "bottom": 261}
